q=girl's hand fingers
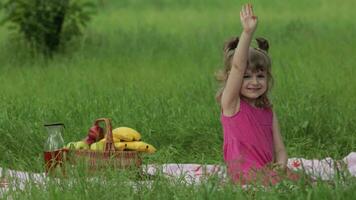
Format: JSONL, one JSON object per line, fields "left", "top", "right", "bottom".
{"left": 241, "top": 5, "right": 246, "bottom": 17}
{"left": 249, "top": 4, "right": 254, "bottom": 16}
{"left": 246, "top": 4, "right": 251, "bottom": 16}
{"left": 241, "top": 4, "right": 254, "bottom": 17}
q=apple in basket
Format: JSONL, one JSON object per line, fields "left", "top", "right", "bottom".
{"left": 66, "top": 141, "right": 89, "bottom": 150}
{"left": 89, "top": 139, "right": 106, "bottom": 151}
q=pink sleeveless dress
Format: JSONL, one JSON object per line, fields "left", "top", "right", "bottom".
{"left": 221, "top": 99, "right": 276, "bottom": 184}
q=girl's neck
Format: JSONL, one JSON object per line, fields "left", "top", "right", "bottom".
{"left": 241, "top": 96, "right": 257, "bottom": 108}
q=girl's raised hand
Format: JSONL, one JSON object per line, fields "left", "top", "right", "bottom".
{"left": 240, "top": 4, "right": 258, "bottom": 34}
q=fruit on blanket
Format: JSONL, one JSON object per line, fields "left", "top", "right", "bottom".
{"left": 90, "top": 140, "right": 106, "bottom": 151}
{"left": 124, "top": 141, "right": 156, "bottom": 153}
{"left": 114, "top": 142, "right": 127, "bottom": 151}
{"left": 112, "top": 127, "right": 141, "bottom": 142}
{"left": 66, "top": 141, "right": 89, "bottom": 150}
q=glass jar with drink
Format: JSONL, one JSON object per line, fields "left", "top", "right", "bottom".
{"left": 43, "top": 122, "right": 67, "bottom": 176}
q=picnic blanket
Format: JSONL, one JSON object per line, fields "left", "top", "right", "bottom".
{"left": 143, "top": 152, "right": 356, "bottom": 183}
{"left": 1, "top": 152, "right": 356, "bottom": 197}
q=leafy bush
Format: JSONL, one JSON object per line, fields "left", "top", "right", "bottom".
{"left": 0, "top": 0, "right": 95, "bottom": 56}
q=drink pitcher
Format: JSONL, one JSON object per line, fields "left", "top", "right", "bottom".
{"left": 43, "top": 122, "right": 66, "bottom": 175}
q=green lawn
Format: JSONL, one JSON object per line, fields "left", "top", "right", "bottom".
{"left": 0, "top": 0, "right": 355, "bottom": 199}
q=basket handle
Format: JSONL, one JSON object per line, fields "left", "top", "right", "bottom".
{"left": 94, "top": 118, "right": 115, "bottom": 152}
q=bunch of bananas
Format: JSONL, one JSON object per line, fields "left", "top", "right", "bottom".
{"left": 65, "top": 127, "right": 156, "bottom": 154}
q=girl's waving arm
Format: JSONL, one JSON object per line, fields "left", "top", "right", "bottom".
{"left": 221, "top": 4, "right": 258, "bottom": 116}
{"left": 272, "top": 111, "right": 288, "bottom": 169}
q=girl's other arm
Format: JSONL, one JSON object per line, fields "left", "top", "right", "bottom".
{"left": 221, "top": 4, "right": 257, "bottom": 116}
{"left": 272, "top": 111, "right": 288, "bottom": 169}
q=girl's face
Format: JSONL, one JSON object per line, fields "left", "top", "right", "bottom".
{"left": 240, "top": 68, "right": 268, "bottom": 103}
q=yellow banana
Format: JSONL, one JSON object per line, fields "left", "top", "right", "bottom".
{"left": 99, "top": 137, "right": 116, "bottom": 143}
{"left": 114, "top": 142, "right": 127, "bottom": 151}
{"left": 124, "top": 141, "right": 156, "bottom": 154}
{"left": 112, "top": 127, "right": 141, "bottom": 142}
{"left": 96, "top": 138, "right": 123, "bottom": 150}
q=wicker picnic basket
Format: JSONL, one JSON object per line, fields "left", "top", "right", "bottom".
{"left": 71, "top": 118, "right": 142, "bottom": 170}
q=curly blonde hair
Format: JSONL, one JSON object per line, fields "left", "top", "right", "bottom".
{"left": 215, "top": 37, "right": 273, "bottom": 108}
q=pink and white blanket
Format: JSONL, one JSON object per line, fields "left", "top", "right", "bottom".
{"left": 143, "top": 152, "right": 356, "bottom": 183}
{"left": 1, "top": 152, "right": 356, "bottom": 196}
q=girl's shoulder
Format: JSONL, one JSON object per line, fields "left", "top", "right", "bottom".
{"left": 221, "top": 99, "right": 273, "bottom": 120}
{"left": 220, "top": 99, "right": 243, "bottom": 119}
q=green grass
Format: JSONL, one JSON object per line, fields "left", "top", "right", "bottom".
{"left": 0, "top": 0, "right": 356, "bottom": 199}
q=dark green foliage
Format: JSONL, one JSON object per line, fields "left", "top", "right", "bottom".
{"left": 0, "top": 0, "right": 95, "bottom": 56}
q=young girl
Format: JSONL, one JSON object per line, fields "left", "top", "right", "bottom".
{"left": 216, "top": 4, "right": 298, "bottom": 185}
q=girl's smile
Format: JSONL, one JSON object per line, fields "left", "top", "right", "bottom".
{"left": 240, "top": 69, "right": 267, "bottom": 101}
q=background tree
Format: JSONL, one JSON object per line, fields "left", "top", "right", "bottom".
{"left": 0, "top": 0, "right": 95, "bottom": 56}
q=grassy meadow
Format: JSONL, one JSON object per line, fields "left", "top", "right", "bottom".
{"left": 0, "top": 0, "right": 356, "bottom": 199}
